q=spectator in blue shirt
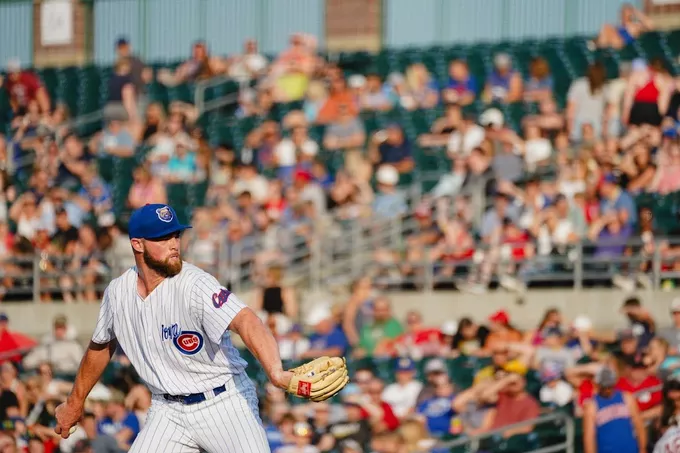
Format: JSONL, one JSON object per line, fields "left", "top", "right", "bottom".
{"left": 78, "top": 166, "right": 114, "bottom": 218}
{"left": 416, "top": 377, "right": 458, "bottom": 438}
{"left": 303, "top": 304, "right": 349, "bottom": 359}
{"left": 97, "top": 391, "right": 140, "bottom": 449}
{"left": 373, "top": 165, "right": 407, "bottom": 220}
{"left": 96, "top": 119, "right": 135, "bottom": 158}
{"left": 599, "top": 173, "right": 637, "bottom": 227}
{"left": 443, "top": 60, "right": 477, "bottom": 106}
{"left": 368, "top": 124, "right": 414, "bottom": 174}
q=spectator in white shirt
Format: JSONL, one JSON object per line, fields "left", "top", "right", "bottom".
{"left": 279, "top": 324, "right": 311, "bottom": 361}
{"left": 381, "top": 358, "right": 424, "bottom": 419}
{"left": 447, "top": 114, "right": 485, "bottom": 157}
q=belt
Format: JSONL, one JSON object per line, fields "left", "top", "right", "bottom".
{"left": 163, "top": 384, "right": 227, "bottom": 405}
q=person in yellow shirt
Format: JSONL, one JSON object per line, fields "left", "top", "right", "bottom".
{"left": 473, "top": 344, "right": 530, "bottom": 385}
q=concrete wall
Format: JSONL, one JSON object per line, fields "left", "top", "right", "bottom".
{"left": 8, "top": 289, "right": 680, "bottom": 341}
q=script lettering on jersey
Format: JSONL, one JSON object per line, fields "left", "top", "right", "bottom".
{"left": 161, "top": 323, "right": 182, "bottom": 341}
{"left": 212, "top": 288, "right": 231, "bottom": 309}
{"left": 595, "top": 402, "right": 630, "bottom": 426}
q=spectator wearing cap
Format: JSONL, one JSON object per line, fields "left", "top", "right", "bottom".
{"left": 483, "top": 310, "right": 523, "bottom": 353}
{"left": 443, "top": 59, "right": 477, "bottom": 106}
{"left": 565, "top": 316, "right": 597, "bottom": 362}
{"left": 659, "top": 298, "right": 680, "bottom": 355}
{"left": 381, "top": 358, "right": 423, "bottom": 419}
{"left": 583, "top": 367, "right": 645, "bottom": 453}
{"left": 474, "top": 343, "right": 529, "bottom": 386}
{"left": 275, "top": 420, "right": 318, "bottom": 453}
{"left": 532, "top": 327, "right": 576, "bottom": 376}
{"left": 23, "top": 315, "right": 83, "bottom": 377}
{"left": 1, "top": 58, "right": 50, "bottom": 115}
{"left": 416, "top": 358, "right": 449, "bottom": 405}
{"left": 616, "top": 357, "right": 663, "bottom": 421}
{"left": 301, "top": 305, "right": 349, "bottom": 359}
{"left": 482, "top": 53, "right": 523, "bottom": 104}
{"left": 538, "top": 364, "right": 574, "bottom": 409}
{"left": 478, "top": 373, "right": 539, "bottom": 438}
{"left": 368, "top": 124, "right": 414, "bottom": 175}
{"left": 599, "top": 173, "right": 637, "bottom": 228}
{"left": 97, "top": 390, "right": 140, "bottom": 450}
{"left": 372, "top": 165, "right": 407, "bottom": 221}
{"left": 115, "top": 37, "right": 150, "bottom": 97}
{"left": 415, "top": 372, "right": 457, "bottom": 439}
{"left": 356, "top": 297, "right": 403, "bottom": 358}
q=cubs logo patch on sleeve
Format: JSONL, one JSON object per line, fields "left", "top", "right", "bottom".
{"left": 173, "top": 331, "right": 204, "bottom": 355}
{"left": 212, "top": 288, "right": 231, "bottom": 309}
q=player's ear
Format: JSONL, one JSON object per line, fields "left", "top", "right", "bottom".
{"left": 130, "top": 238, "right": 144, "bottom": 254}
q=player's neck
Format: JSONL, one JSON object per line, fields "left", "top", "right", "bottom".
{"left": 135, "top": 262, "right": 168, "bottom": 299}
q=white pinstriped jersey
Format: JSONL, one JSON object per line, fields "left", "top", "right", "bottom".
{"left": 92, "top": 262, "right": 248, "bottom": 395}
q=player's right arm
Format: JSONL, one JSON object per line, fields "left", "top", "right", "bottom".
{"left": 55, "top": 287, "right": 117, "bottom": 439}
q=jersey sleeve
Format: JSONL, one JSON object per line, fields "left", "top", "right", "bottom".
{"left": 192, "top": 274, "right": 246, "bottom": 344}
{"left": 91, "top": 287, "right": 116, "bottom": 344}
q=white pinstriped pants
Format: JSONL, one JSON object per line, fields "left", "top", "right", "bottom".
{"left": 130, "top": 374, "right": 270, "bottom": 453}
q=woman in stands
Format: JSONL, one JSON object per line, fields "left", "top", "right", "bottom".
{"left": 594, "top": 4, "right": 653, "bottom": 50}
{"left": 623, "top": 58, "right": 672, "bottom": 128}
{"left": 127, "top": 165, "right": 167, "bottom": 210}
{"left": 653, "top": 377, "right": 680, "bottom": 452}
{"left": 583, "top": 367, "right": 646, "bottom": 453}
{"left": 524, "top": 57, "right": 553, "bottom": 103}
{"left": 566, "top": 61, "right": 608, "bottom": 142}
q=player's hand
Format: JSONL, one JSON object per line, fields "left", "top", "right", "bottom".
{"left": 54, "top": 398, "right": 83, "bottom": 439}
{"left": 269, "top": 369, "right": 294, "bottom": 390}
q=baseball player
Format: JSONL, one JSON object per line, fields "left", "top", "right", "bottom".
{"left": 54, "top": 204, "right": 348, "bottom": 452}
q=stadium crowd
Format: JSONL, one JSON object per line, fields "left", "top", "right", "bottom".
{"left": 1, "top": 2, "right": 680, "bottom": 452}
{"left": 0, "top": 293, "right": 677, "bottom": 453}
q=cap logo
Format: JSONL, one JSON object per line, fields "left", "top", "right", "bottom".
{"left": 156, "top": 206, "right": 173, "bottom": 223}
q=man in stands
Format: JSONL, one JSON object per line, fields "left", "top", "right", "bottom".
{"left": 1, "top": 59, "right": 50, "bottom": 116}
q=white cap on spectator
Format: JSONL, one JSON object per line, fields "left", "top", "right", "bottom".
{"left": 494, "top": 53, "right": 511, "bottom": 68}
{"left": 98, "top": 212, "right": 116, "bottom": 228}
{"left": 572, "top": 315, "right": 592, "bottom": 332}
{"left": 479, "top": 108, "right": 504, "bottom": 129}
{"left": 153, "top": 137, "right": 175, "bottom": 158}
{"left": 88, "top": 383, "right": 112, "bottom": 401}
{"left": 376, "top": 165, "right": 399, "bottom": 186}
{"left": 305, "top": 304, "right": 332, "bottom": 327}
{"left": 441, "top": 320, "right": 458, "bottom": 336}
{"left": 671, "top": 297, "right": 680, "bottom": 313}
{"left": 6, "top": 58, "right": 20, "bottom": 72}
{"left": 424, "top": 358, "right": 447, "bottom": 374}
{"left": 348, "top": 74, "right": 367, "bottom": 89}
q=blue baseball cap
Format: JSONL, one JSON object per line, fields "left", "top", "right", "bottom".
{"left": 395, "top": 357, "right": 416, "bottom": 372}
{"left": 128, "top": 204, "right": 191, "bottom": 240}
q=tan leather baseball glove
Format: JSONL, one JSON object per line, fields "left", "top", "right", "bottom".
{"left": 286, "top": 356, "right": 349, "bottom": 402}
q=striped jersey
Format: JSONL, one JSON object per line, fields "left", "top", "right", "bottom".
{"left": 92, "top": 262, "right": 248, "bottom": 395}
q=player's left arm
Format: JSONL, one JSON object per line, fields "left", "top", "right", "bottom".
{"left": 193, "top": 276, "right": 292, "bottom": 390}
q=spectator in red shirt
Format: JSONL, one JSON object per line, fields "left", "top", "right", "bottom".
{"left": 356, "top": 378, "right": 400, "bottom": 433}
{"left": 478, "top": 373, "right": 541, "bottom": 438}
{"left": 616, "top": 358, "right": 662, "bottom": 421}
{"left": 392, "top": 310, "right": 443, "bottom": 359}
{"left": 2, "top": 59, "right": 50, "bottom": 115}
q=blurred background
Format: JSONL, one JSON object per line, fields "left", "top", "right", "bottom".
{"left": 3, "top": 0, "right": 680, "bottom": 452}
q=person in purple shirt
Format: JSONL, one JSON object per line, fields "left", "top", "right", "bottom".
{"left": 588, "top": 214, "right": 633, "bottom": 258}
{"left": 442, "top": 60, "right": 477, "bottom": 106}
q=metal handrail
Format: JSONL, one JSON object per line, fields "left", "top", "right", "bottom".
{"left": 193, "top": 75, "right": 239, "bottom": 115}
{"left": 430, "top": 411, "right": 574, "bottom": 453}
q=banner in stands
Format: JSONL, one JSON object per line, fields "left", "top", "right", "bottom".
{"left": 40, "top": 0, "right": 73, "bottom": 46}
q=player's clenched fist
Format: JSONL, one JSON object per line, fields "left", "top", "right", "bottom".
{"left": 285, "top": 356, "right": 349, "bottom": 402}
{"left": 54, "top": 399, "right": 83, "bottom": 439}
